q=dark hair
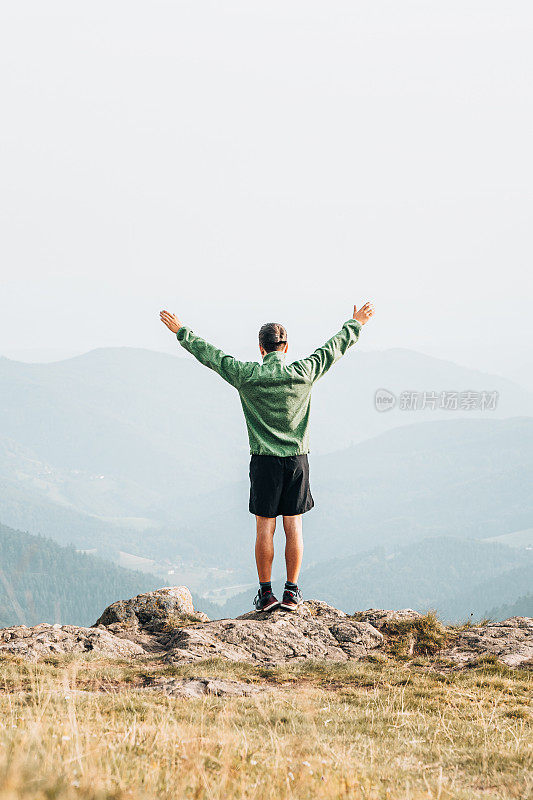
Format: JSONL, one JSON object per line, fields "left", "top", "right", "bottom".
{"left": 258, "top": 322, "right": 287, "bottom": 353}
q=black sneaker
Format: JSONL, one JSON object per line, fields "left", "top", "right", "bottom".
{"left": 280, "top": 587, "right": 303, "bottom": 611}
{"left": 253, "top": 590, "right": 280, "bottom": 612}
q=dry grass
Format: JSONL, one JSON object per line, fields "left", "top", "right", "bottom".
{"left": 0, "top": 654, "right": 531, "bottom": 800}
{"left": 380, "top": 611, "right": 453, "bottom": 658}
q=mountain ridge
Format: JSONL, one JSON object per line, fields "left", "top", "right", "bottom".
{"left": 211, "top": 536, "right": 533, "bottom": 622}
{"left": 0, "top": 522, "right": 217, "bottom": 628}
{"left": 1, "top": 417, "right": 532, "bottom": 575}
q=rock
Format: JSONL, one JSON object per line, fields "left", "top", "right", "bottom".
{"left": 3, "top": 587, "right": 530, "bottom": 670}
{"left": 94, "top": 586, "right": 209, "bottom": 645}
{"left": 240, "top": 599, "right": 348, "bottom": 623}
{"left": 143, "top": 676, "right": 267, "bottom": 698}
{"left": 166, "top": 600, "right": 384, "bottom": 664}
{"left": 0, "top": 623, "right": 144, "bottom": 662}
{"left": 440, "top": 617, "right": 533, "bottom": 668}
{"left": 353, "top": 609, "right": 422, "bottom": 631}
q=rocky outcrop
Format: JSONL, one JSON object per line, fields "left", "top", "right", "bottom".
{"left": 166, "top": 601, "right": 384, "bottom": 664}
{"left": 93, "top": 586, "right": 209, "bottom": 651}
{"left": 95, "top": 586, "right": 209, "bottom": 631}
{"left": 0, "top": 623, "right": 144, "bottom": 662}
{"left": 1, "top": 588, "right": 532, "bottom": 669}
{"left": 440, "top": 617, "right": 533, "bottom": 668}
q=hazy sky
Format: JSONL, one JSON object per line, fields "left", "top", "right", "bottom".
{"left": 1, "top": 2, "right": 531, "bottom": 376}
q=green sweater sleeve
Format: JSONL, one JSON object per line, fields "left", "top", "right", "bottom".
{"left": 294, "top": 318, "right": 362, "bottom": 383}
{"left": 176, "top": 325, "right": 246, "bottom": 389}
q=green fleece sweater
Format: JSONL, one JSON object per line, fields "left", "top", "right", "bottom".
{"left": 176, "top": 318, "right": 362, "bottom": 456}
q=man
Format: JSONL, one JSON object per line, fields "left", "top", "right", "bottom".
{"left": 160, "top": 302, "right": 374, "bottom": 612}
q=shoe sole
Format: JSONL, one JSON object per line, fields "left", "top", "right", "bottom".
{"left": 256, "top": 600, "right": 280, "bottom": 612}
{"left": 280, "top": 602, "right": 300, "bottom": 611}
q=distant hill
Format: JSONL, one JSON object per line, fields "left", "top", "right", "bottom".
{"left": 0, "top": 344, "right": 530, "bottom": 501}
{"left": 302, "top": 416, "right": 533, "bottom": 559}
{"left": 310, "top": 345, "right": 533, "bottom": 451}
{"left": 0, "top": 523, "right": 215, "bottom": 628}
{"left": 167, "top": 417, "right": 533, "bottom": 570}
{"left": 485, "top": 528, "right": 533, "bottom": 549}
{"left": 1, "top": 417, "right": 532, "bottom": 575}
{"left": 0, "top": 347, "right": 248, "bottom": 504}
{"left": 0, "top": 345, "right": 531, "bottom": 576}
{"left": 486, "top": 593, "right": 533, "bottom": 621}
{"left": 0, "top": 435, "right": 209, "bottom": 562}
{"left": 212, "top": 537, "right": 533, "bottom": 622}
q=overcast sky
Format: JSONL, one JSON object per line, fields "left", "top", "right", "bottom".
{"left": 1, "top": 2, "right": 531, "bottom": 376}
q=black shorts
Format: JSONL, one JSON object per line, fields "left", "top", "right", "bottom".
{"left": 249, "top": 454, "right": 315, "bottom": 517}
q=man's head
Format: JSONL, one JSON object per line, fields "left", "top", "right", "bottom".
{"left": 258, "top": 322, "right": 288, "bottom": 357}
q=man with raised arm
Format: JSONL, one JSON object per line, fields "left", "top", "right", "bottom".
{"left": 160, "top": 303, "right": 375, "bottom": 612}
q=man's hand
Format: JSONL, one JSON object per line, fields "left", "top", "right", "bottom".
{"left": 353, "top": 302, "right": 375, "bottom": 325}
{"left": 160, "top": 310, "right": 182, "bottom": 334}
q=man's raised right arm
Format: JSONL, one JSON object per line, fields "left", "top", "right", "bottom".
{"left": 293, "top": 302, "right": 375, "bottom": 383}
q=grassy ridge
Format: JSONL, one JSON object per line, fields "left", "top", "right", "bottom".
{"left": 0, "top": 654, "right": 531, "bottom": 799}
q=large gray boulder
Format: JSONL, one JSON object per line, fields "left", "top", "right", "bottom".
{"left": 166, "top": 600, "right": 384, "bottom": 664}
{"left": 440, "top": 617, "right": 533, "bottom": 668}
{"left": 94, "top": 586, "right": 209, "bottom": 646}
{"left": 0, "top": 623, "right": 144, "bottom": 662}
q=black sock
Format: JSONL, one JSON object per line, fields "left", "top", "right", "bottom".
{"left": 260, "top": 581, "right": 272, "bottom": 595}
{"left": 285, "top": 581, "right": 298, "bottom": 592}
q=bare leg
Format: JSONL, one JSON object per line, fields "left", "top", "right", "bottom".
{"left": 255, "top": 515, "right": 276, "bottom": 582}
{"left": 282, "top": 514, "right": 303, "bottom": 584}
